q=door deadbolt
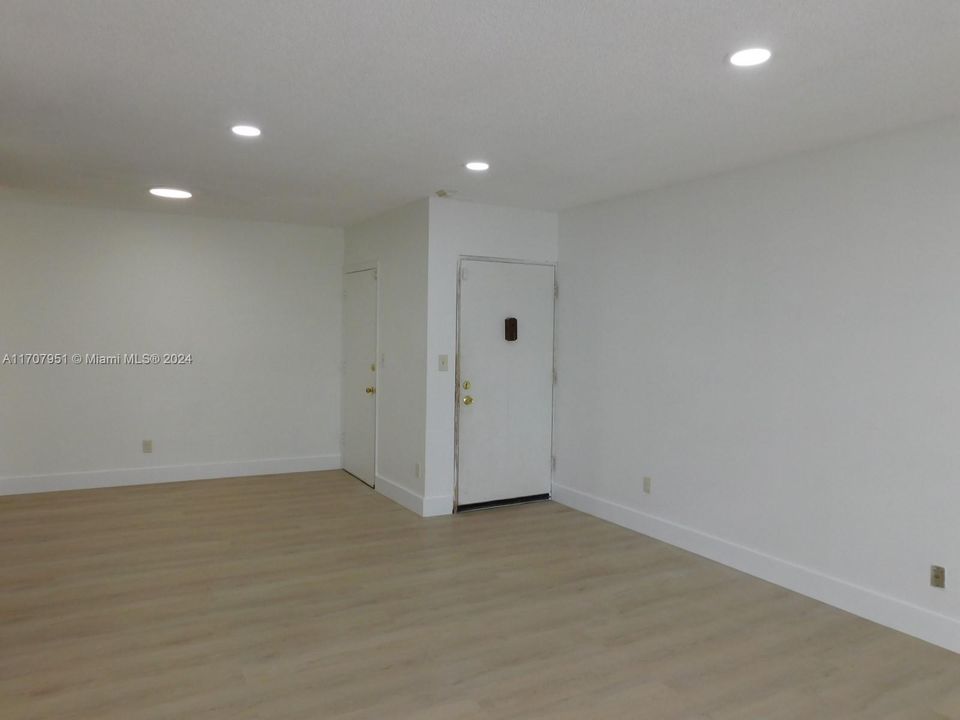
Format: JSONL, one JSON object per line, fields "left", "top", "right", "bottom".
{"left": 365, "top": 386, "right": 376, "bottom": 394}
{"left": 462, "top": 380, "right": 471, "bottom": 390}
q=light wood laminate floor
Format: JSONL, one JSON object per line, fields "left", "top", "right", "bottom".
{"left": 2, "top": 470, "right": 958, "bottom": 719}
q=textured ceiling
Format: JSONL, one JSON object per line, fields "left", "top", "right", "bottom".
{"left": 2, "top": 1, "right": 959, "bottom": 227}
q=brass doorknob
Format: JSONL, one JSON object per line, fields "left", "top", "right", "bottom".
{"left": 462, "top": 395, "right": 473, "bottom": 405}
{"left": 365, "top": 386, "right": 376, "bottom": 394}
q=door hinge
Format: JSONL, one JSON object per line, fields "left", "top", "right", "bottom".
{"left": 553, "top": 367, "right": 558, "bottom": 385}
{"left": 551, "top": 455, "right": 557, "bottom": 472}
{"left": 460, "top": 266, "right": 468, "bottom": 282}
{"left": 554, "top": 281, "right": 559, "bottom": 299}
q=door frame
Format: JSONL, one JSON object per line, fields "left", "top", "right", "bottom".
{"left": 343, "top": 261, "right": 380, "bottom": 487}
{"left": 453, "top": 255, "right": 558, "bottom": 512}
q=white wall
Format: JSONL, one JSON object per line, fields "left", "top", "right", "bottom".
{"left": 555, "top": 117, "right": 960, "bottom": 653}
{"left": 425, "top": 198, "right": 558, "bottom": 513}
{"left": 0, "top": 193, "right": 344, "bottom": 494}
{"left": 344, "top": 200, "right": 430, "bottom": 513}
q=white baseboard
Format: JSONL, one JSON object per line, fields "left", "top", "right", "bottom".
{"left": 422, "top": 493, "right": 454, "bottom": 517}
{"left": 375, "top": 474, "right": 422, "bottom": 515}
{"left": 552, "top": 482, "right": 960, "bottom": 655}
{"left": 375, "top": 474, "right": 453, "bottom": 517}
{"left": 0, "top": 454, "right": 342, "bottom": 496}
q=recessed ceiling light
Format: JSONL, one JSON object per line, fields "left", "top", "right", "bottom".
{"left": 729, "top": 47, "right": 772, "bottom": 67}
{"left": 465, "top": 161, "right": 490, "bottom": 172}
{"left": 149, "top": 187, "right": 192, "bottom": 199}
{"left": 231, "top": 124, "right": 261, "bottom": 137}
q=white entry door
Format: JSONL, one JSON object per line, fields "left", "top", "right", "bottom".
{"left": 457, "top": 259, "right": 555, "bottom": 507}
{"left": 342, "top": 268, "right": 378, "bottom": 487}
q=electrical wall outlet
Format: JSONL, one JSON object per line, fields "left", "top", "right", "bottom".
{"left": 142, "top": 439, "right": 153, "bottom": 454}
{"left": 643, "top": 476, "right": 652, "bottom": 494}
{"left": 931, "top": 565, "right": 946, "bottom": 589}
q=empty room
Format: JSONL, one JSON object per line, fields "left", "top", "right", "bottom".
{"left": 2, "top": 2, "right": 959, "bottom": 718}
